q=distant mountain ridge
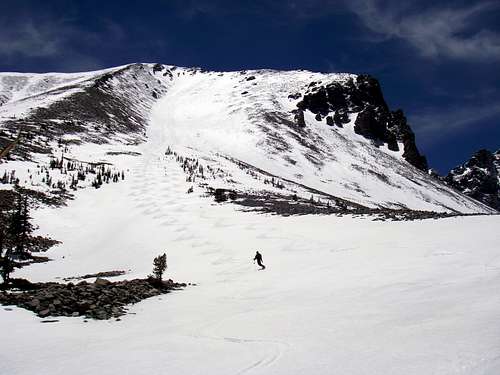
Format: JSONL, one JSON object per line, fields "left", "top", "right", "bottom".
{"left": 446, "top": 149, "right": 500, "bottom": 211}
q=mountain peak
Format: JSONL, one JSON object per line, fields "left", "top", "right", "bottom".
{"left": 0, "top": 64, "right": 493, "bottom": 214}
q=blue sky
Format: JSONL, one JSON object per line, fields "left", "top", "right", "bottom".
{"left": 0, "top": 0, "right": 499, "bottom": 173}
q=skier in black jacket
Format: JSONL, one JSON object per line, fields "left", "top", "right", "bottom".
{"left": 253, "top": 251, "right": 266, "bottom": 270}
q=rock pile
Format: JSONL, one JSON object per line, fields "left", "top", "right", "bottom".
{"left": 230, "top": 191, "right": 467, "bottom": 221}
{"left": 0, "top": 277, "right": 187, "bottom": 320}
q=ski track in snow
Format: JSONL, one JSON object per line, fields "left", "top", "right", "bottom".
{"left": 188, "top": 313, "right": 289, "bottom": 375}
{"left": 127, "top": 123, "right": 289, "bottom": 374}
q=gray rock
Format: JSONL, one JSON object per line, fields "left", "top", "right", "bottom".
{"left": 39, "top": 309, "right": 51, "bottom": 317}
{"left": 28, "top": 298, "right": 40, "bottom": 308}
{"left": 94, "top": 277, "right": 111, "bottom": 286}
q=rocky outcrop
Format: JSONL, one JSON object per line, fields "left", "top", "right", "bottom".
{"left": 446, "top": 149, "right": 499, "bottom": 211}
{"left": 230, "top": 190, "right": 461, "bottom": 220}
{"left": 296, "top": 75, "right": 428, "bottom": 170}
{"left": 292, "top": 109, "right": 306, "bottom": 128}
{"left": 0, "top": 277, "right": 187, "bottom": 320}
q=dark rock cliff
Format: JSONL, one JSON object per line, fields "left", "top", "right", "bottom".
{"left": 296, "top": 74, "right": 428, "bottom": 171}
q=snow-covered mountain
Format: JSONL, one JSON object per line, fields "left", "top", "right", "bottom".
{"left": 0, "top": 63, "right": 494, "bottom": 213}
{"left": 2, "top": 63, "right": 500, "bottom": 375}
{"left": 446, "top": 149, "right": 500, "bottom": 211}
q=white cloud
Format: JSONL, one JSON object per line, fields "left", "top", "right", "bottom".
{"left": 350, "top": 0, "right": 500, "bottom": 61}
{"left": 0, "top": 19, "right": 65, "bottom": 58}
{"left": 0, "top": 15, "right": 131, "bottom": 71}
{"left": 409, "top": 101, "right": 500, "bottom": 144}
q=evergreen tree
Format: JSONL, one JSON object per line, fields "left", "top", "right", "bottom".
{"left": 152, "top": 253, "right": 167, "bottom": 281}
{"left": 0, "top": 192, "right": 35, "bottom": 285}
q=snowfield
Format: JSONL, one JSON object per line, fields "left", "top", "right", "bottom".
{"left": 1, "top": 63, "right": 499, "bottom": 374}
{"left": 1, "top": 189, "right": 499, "bottom": 374}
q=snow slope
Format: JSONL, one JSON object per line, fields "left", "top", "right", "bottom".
{"left": 0, "top": 66, "right": 127, "bottom": 118}
{"left": 1, "top": 143, "right": 499, "bottom": 374}
{"left": 149, "top": 67, "right": 492, "bottom": 212}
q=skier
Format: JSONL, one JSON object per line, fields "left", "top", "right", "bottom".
{"left": 253, "top": 251, "right": 266, "bottom": 270}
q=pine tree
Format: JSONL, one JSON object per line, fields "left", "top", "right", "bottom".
{"left": 0, "top": 192, "right": 34, "bottom": 285}
{"left": 8, "top": 194, "right": 32, "bottom": 259}
{"left": 152, "top": 253, "right": 167, "bottom": 281}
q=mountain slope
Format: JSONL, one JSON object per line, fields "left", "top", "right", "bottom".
{"left": 0, "top": 63, "right": 494, "bottom": 214}
{"left": 0, "top": 64, "right": 167, "bottom": 158}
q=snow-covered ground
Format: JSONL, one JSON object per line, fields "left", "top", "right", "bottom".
{"left": 1, "top": 189, "right": 499, "bottom": 374}
{"left": 2, "top": 122, "right": 500, "bottom": 374}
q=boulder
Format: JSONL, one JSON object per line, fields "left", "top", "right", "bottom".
{"left": 39, "top": 309, "right": 51, "bottom": 318}
{"left": 94, "top": 278, "right": 111, "bottom": 286}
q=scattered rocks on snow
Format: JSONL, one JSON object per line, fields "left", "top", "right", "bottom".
{"left": 225, "top": 191, "right": 467, "bottom": 221}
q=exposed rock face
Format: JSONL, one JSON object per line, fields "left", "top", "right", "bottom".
{"left": 446, "top": 149, "right": 500, "bottom": 211}
{"left": 292, "top": 109, "right": 306, "bottom": 128}
{"left": 296, "top": 75, "right": 428, "bottom": 170}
